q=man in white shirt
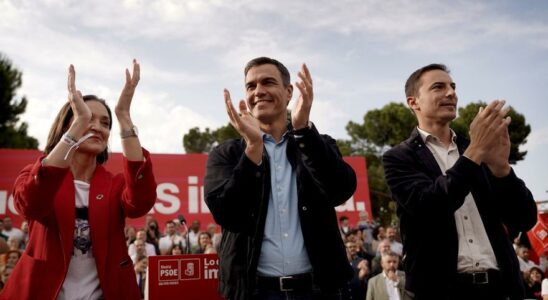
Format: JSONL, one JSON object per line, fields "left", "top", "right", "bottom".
{"left": 158, "top": 220, "right": 184, "bottom": 255}
{"left": 383, "top": 63, "right": 537, "bottom": 299}
{"left": 128, "top": 229, "right": 156, "bottom": 258}
{"left": 517, "top": 245, "right": 547, "bottom": 274}
{"left": 1, "top": 217, "right": 24, "bottom": 240}
{"left": 386, "top": 226, "right": 403, "bottom": 256}
{"left": 366, "top": 252, "right": 410, "bottom": 300}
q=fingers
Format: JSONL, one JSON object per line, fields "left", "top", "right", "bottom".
{"left": 238, "top": 100, "right": 248, "bottom": 115}
{"left": 132, "top": 59, "right": 140, "bottom": 84}
{"left": 296, "top": 63, "right": 313, "bottom": 100}
{"left": 224, "top": 89, "right": 238, "bottom": 125}
{"left": 68, "top": 65, "right": 76, "bottom": 100}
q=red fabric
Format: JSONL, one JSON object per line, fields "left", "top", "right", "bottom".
{"left": 527, "top": 213, "right": 547, "bottom": 263}
{"left": 0, "top": 149, "right": 157, "bottom": 300}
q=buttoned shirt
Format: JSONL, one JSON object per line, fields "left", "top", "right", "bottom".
{"left": 256, "top": 132, "right": 312, "bottom": 276}
{"left": 417, "top": 127, "right": 498, "bottom": 272}
{"left": 382, "top": 272, "right": 401, "bottom": 300}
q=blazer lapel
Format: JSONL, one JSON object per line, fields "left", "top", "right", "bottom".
{"left": 54, "top": 172, "right": 76, "bottom": 269}
{"left": 405, "top": 128, "right": 443, "bottom": 178}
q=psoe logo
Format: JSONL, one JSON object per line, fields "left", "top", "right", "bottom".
{"left": 158, "top": 259, "right": 179, "bottom": 281}
{"left": 180, "top": 258, "right": 201, "bottom": 281}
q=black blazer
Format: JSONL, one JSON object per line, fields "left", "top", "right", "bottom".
{"left": 205, "top": 123, "right": 356, "bottom": 300}
{"left": 382, "top": 128, "right": 537, "bottom": 299}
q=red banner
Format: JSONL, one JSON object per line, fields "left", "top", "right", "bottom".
{"left": 528, "top": 213, "right": 548, "bottom": 259}
{"left": 147, "top": 254, "right": 224, "bottom": 300}
{"left": 0, "top": 149, "right": 370, "bottom": 231}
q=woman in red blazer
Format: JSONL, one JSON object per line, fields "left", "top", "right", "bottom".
{"left": 0, "top": 60, "right": 157, "bottom": 300}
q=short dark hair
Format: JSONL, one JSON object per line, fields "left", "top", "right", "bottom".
{"left": 405, "top": 64, "right": 449, "bottom": 97}
{"left": 45, "top": 95, "right": 112, "bottom": 164}
{"left": 244, "top": 57, "right": 291, "bottom": 87}
{"left": 339, "top": 216, "right": 349, "bottom": 222}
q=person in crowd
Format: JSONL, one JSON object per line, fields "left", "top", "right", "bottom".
{"left": 370, "top": 226, "right": 386, "bottom": 255}
{"left": 5, "top": 237, "right": 21, "bottom": 253}
{"left": 205, "top": 57, "right": 356, "bottom": 299}
{"left": 2, "top": 251, "right": 20, "bottom": 268}
{"left": 0, "top": 266, "right": 12, "bottom": 285}
{"left": 517, "top": 245, "right": 547, "bottom": 274}
{"left": 340, "top": 215, "right": 352, "bottom": 236}
{"left": 145, "top": 219, "right": 161, "bottom": 255}
{"left": 0, "top": 220, "right": 7, "bottom": 242}
{"left": 134, "top": 255, "right": 148, "bottom": 299}
{"left": 343, "top": 240, "right": 369, "bottom": 300}
{"left": 207, "top": 223, "right": 222, "bottom": 251}
{"left": 524, "top": 266, "right": 544, "bottom": 300}
{"left": 357, "top": 211, "right": 377, "bottom": 255}
{"left": 170, "top": 242, "right": 184, "bottom": 255}
{"left": 0, "top": 217, "right": 23, "bottom": 241}
{"left": 386, "top": 226, "right": 403, "bottom": 256}
{"left": 125, "top": 225, "right": 137, "bottom": 247}
{"left": 541, "top": 276, "right": 548, "bottom": 300}
{"left": 130, "top": 239, "right": 148, "bottom": 263}
{"left": 188, "top": 220, "right": 201, "bottom": 249}
{"left": 19, "top": 221, "right": 28, "bottom": 250}
{"left": 383, "top": 63, "right": 537, "bottom": 299}
{"left": 0, "top": 61, "right": 157, "bottom": 300}
{"left": 128, "top": 229, "right": 157, "bottom": 258}
{"left": 191, "top": 231, "right": 216, "bottom": 254}
{"left": 370, "top": 239, "right": 394, "bottom": 277}
{"left": 366, "top": 252, "right": 410, "bottom": 300}
{"left": 159, "top": 220, "right": 184, "bottom": 255}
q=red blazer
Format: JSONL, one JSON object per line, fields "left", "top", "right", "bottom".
{"left": 1, "top": 149, "right": 157, "bottom": 300}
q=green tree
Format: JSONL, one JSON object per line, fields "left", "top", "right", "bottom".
{"left": 0, "top": 53, "right": 38, "bottom": 149}
{"left": 182, "top": 123, "right": 240, "bottom": 153}
{"left": 346, "top": 103, "right": 416, "bottom": 154}
{"left": 451, "top": 101, "right": 530, "bottom": 164}
{"left": 342, "top": 102, "right": 416, "bottom": 226}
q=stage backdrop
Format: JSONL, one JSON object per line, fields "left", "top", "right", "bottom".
{"left": 0, "top": 149, "right": 371, "bottom": 229}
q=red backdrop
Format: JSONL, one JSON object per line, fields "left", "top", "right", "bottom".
{"left": 0, "top": 149, "right": 371, "bottom": 231}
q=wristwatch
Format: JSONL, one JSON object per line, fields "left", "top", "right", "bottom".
{"left": 120, "top": 125, "right": 138, "bottom": 139}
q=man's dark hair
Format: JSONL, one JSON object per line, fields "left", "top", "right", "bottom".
{"left": 405, "top": 64, "right": 450, "bottom": 97}
{"left": 244, "top": 57, "right": 291, "bottom": 87}
{"left": 339, "top": 216, "right": 349, "bottom": 222}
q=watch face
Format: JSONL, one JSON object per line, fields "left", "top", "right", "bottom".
{"left": 133, "top": 125, "right": 138, "bottom": 136}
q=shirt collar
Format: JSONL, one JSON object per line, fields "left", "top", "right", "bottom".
{"left": 416, "top": 126, "right": 457, "bottom": 145}
{"left": 262, "top": 130, "right": 290, "bottom": 144}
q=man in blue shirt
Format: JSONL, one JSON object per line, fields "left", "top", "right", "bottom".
{"left": 205, "top": 57, "right": 357, "bottom": 300}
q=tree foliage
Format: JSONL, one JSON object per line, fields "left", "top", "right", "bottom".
{"left": 342, "top": 102, "right": 416, "bottom": 225}
{"left": 182, "top": 123, "right": 240, "bottom": 153}
{"left": 0, "top": 53, "right": 38, "bottom": 149}
{"left": 451, "top": 101, "right": 530, "bottom": 164}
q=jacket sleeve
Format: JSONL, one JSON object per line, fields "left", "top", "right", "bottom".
{"left": 120, "top": 148, "right": 158, "bottom": 218}
{"left": 204, "top": 141, "right": 264, "bottom": 232}
{"left": 13, "top": 157, "right": 70, "bottom": 220}
{"left": 382, "top": 145, "right": 482, "bottom": 217}
{"left": 293, "top": 124, "right": 357, "bottom": 206}
{"left": 487, "top": 168, "right": 537, "bottom": 232}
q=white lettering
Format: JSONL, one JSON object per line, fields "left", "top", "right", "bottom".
{"left": 155, "top": 183, "right": 181, "bottom": 215}
{"left": 335, "top": 195, "right": 356, "bottom": 212}
{"left": 188, "top": 176, "right": 199, "bottom": 213}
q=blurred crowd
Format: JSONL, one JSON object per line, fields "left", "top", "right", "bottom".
{"left": 1, "top": 211, "right": 546, "bottom": 300}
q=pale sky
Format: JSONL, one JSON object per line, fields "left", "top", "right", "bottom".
{"left": 1, "top": 0, "right": 547, "bottom": 200}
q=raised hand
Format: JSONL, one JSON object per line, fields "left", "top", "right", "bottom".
{"left": 224, "top": 89, "right": 263, "bottom": 164}
{"left": 115, "top": 59, "right": 140, "bottom": 121}
{"left": 483, "top": 103, "right": 512, "bottom": 177}
{"left": 464, "top": 100, "right": 509, "bottom": 165}
{"left": 67, "top": 65, "right": 91, "bottom": 126}
{"left": 291, "top": 63, "right": 313, "bottom": 130}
